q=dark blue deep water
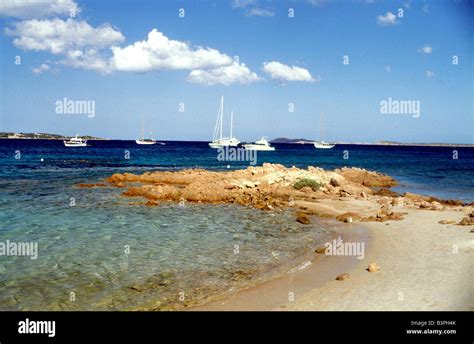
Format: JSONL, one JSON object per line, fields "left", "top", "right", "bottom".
{"left": 0, "top": 139, "right": 472, "bottom": 310}
{"left": 1, "top": 139, "right": 473, "bottom": 201}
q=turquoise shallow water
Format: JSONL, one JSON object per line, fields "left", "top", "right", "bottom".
{"left": 0, "top": 177, "right": 337, "bottom": 310}
{"left": 0, "top": 139, "right": 472, "bottom": 310}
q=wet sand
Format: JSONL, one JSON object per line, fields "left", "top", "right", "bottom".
{"left": 191, "top": 223, "right": 370, "bottom": 311}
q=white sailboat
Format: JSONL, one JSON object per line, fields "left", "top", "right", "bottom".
{"left": 209, "top": 96, "right": 240, "bottom": 148}
{"left": 314, "top": 112, "right": 335, "bottom": 149}
{"left": 243, "top": 137, "right": 275, "bottom": 151}
{"left": 63, "top": 134, "right": 87, "bottom": 147}
{"left": 136, "top": 120, "right": 156, "bottom": 145}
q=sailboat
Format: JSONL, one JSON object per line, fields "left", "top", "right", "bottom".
{"left": 209, "top": 96, "right": 240, "bottom": 148}
{"left": 136, "top": 119, "right": 156, "bottom": 145}
{"left": 314, "top": 112, "right": 335, "bottom": 149}
{"left": 243, "top": 137, "right": 275, "bottom": 151}
{"left": 64, "top": 134, "right": 87, "bottom": 147}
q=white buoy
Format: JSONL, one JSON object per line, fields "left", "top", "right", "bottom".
{"left": 226, "top": 164, "right": 230, "bottom": 169}
{"left": 40, "top": 158, "right": 44, "bottom": 162}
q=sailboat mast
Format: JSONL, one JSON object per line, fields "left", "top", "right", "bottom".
{"left": 220, "top": 96, "right": 224, "bottom": 140}
{"left": 230, "top": 111, "right": 233, "bottom": 139}
{"left": 320, "top": 112, "right": 324, "bottom": 142}
{"left": 141, "top": 119, "right": 144, "bottom": 140}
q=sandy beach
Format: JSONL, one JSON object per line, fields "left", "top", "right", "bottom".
{"left": 192, "top": 205, "right": 473, "bottom": 311}
{"left": 284, "top": 206, "right": 473, "bottom": 311}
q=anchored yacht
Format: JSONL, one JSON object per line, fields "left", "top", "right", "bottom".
{"left": 209, "top": 96, "right": 240, "bottom": 148}
{"left": 63, "top": 135, "right": 87, "bottom": 147}
{"left": 243, "top": 137, "right": 275, "bottom": 151}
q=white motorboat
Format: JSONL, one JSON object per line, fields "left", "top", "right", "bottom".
{"left": 243, "top": 137, "right": 275, "bottom": 151}
{"left": 209, "top": 96, "right": 240, "bottom": 148}
{"left": 63, "top": 135, "right": 87, "bottom": 147}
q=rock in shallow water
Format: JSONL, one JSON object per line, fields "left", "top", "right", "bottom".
{"left": 296, "top": 212, "right": 311, "bottom": 224}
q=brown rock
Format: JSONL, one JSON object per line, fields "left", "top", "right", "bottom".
{"left": 419, "top": 201, "right": 431, "bottom": 209}
{"left": 404, "top": 192, "right": 429, "bottom": 202}
{"left": 374, "top": 188, "right": 400, "bottom": 197}
{"left": 330, "top": 178, "right": 340, "bottom": 187}
{"left": 367, "top": 262, "right": 380, "bottom": 272}
{"left": 76, "top": 183, "right": 97, "bottom": 188}
{"left": 145, "top": 200, "right": 159, "bottom": 207}
{"left": 458, "top": 216, "right": 474, "bottom": 226}
{"left": 427, "top": 196, "right": 464, "bottom": 206}
{"left": 335, "top": 273, "right": 350, "bottom": 281}
{"left": 335, "top": 168, "right": 397, "bottom": 187}
{"left": 296, "top": 212, "right": 311, "bottom": 224}
{"left": 315, "top": 246, "right": 327, "bottom": 254}
{"left": 438, "top": 219, "right": 456, "bottom": 225}
{"left": 336, "top": 212, "right": 361, "bottom": 223}
{"left": 430, "top": 202, "right": 444, "bottom": 211}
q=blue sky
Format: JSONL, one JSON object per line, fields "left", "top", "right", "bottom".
{"left": 0, "top": 0, "right": 472, "bottom": 143}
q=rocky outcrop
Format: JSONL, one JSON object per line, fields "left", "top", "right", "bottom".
{"left": 94, "top": 163, "right": 466, "bottom": 225}
{"left": 104, "top": 164, "right": 376, "bottom": 210}
{"left": 335, "top": 167, "right": 397, "bottom": 187}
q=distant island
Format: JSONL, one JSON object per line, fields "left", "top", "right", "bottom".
{"left": 270, "top": 137, "right": 473, "bottom": 147}
{"left": 270, "top": 137, "right": 314, "bottom": 144}
{"left": 0, "top": 132, "right": 107, "bottom": 140}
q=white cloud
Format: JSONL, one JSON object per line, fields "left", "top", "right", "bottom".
{"left": 262, "top": 61, "right": 315, "bottom": 83}
{"left": 419, "top": 45, "right": 432, "bottom": 54}
{"left": 0, "top": 0, "right": 80, "bottom": 18}
{"left": 6, "top": 18, "right": 124, "bottom": 54}
{"left": 232, "top": 0, "right": 256, "bottom": 8}
{"left": 425, "top": 70, "right": 435, "bottom": 78}
{"left": 32, "top": 63, "right": 50, "bottom": 75}
{"left": 248, "top": 8, "right": 274, "bottom": 16}
{"left": 377, "top": 12, "right": 398, "bottom": 26}
{"left": 5, "top": 18, "right": 123, "bottom": 74}
{"left": 307, "top": 0, "right": 329, "bottom": 6}
{"left": 62, "top": 48, "right": 113, "bottom": 74}
{"left": 187, "top": 62, "right": 261, "bottom": 86}
{"left": 232, "top": 0, "right": 274, "bottom": 17}
{"left": 110, "top": 29, "right": 233, "bottom": 72}
{"left": 5, "top": 19, "right": 259, "bottom": 83}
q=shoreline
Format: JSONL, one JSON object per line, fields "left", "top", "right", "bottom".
{"left": 190, "top": 221, "right": 371, "bottom": 311}
{"left": 191, "top": 206, "right": 473, "bottom": 311}
{"left": 284, "top": 207, "right": 473, "bottom": 311}
{"left": 85, "top": 163, "right": 473, "bottom": 311}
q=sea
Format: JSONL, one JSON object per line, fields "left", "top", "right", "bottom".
{"left": 0, "top": 139, "right": 473, "bottom": 310}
